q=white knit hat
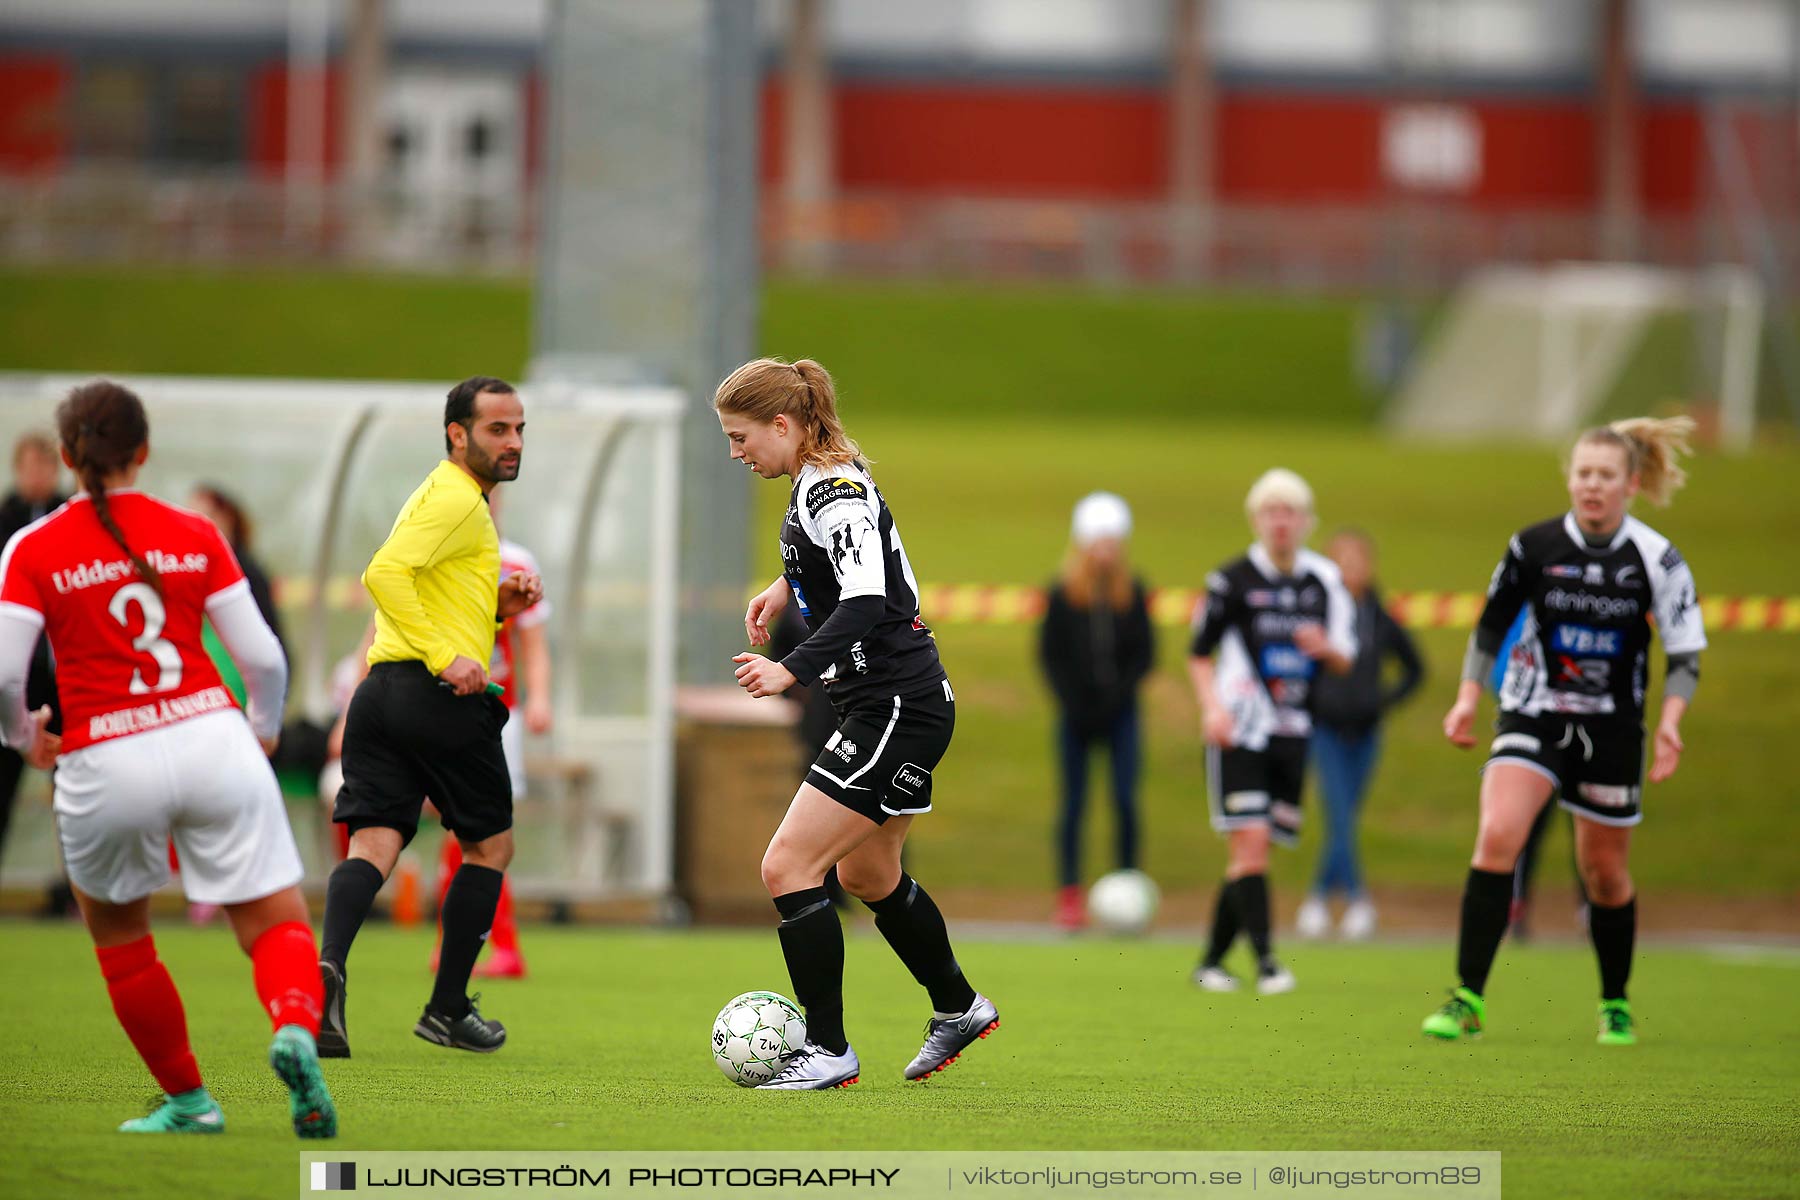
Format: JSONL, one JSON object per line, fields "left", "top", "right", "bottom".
{"left": 1071, "top": 491, "right": 1132, "bottom": 545}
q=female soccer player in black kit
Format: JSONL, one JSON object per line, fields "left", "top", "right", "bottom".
{"left": 1189, "top": 469, "right": 1356, "bottom": 995}
{"left": 1424, "top": 417, "right": 1705, "bottom": 1046}
{"left": 715, "top": 357, "right": 997, "bottom": 1090}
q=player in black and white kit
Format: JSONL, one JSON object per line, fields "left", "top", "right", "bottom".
{"left": 1189, "top": 469, "right": 1355, "bottom": 995}
{"left": 715, "top": 357, "right": 996, "bottom": 1090}
{"left": 1423, "top": 417, "right": 1705, "bottom": 1046}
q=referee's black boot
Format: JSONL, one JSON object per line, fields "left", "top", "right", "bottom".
{"left": 414, "top": 993, "right": 506, "bottom": 1053}
{"left": 317, "top": 961, "right": 351, "bottom": 1059}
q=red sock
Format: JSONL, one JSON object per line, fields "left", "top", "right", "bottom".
{"left": 251, "top": 920, "right": 324, "bottom": 1035}
{"left": 489, "top": 878, "right": 519, "bottom": 955}
{"left": 96, "top": 937, "right": 203, "bottom": 1096}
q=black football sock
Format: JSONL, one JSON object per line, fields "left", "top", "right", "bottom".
{"left": 1201, "top": 879, "right": 1240, "bottom": 968}
{"left": 1235, "top": 873, "right": 1275, "bottom": 966}
{"left": 1588, "top": 896, "right": 1636, "bottom": 1002}
{"left": 866, "top": 875, "right": 978, "bottom": 1015}
{"left": 320, "top": 856, "right": 385, "bottom": 971}
{"left": 775, "top": 887, "right": 847, "bottom": 1054}
{"left": 432, "top": 863, "right": 504, "bottom": 1018}
{"left": 1457, "top": 867, "right": 1515, "bottom": 997}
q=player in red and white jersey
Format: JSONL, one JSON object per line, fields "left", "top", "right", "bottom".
{"left": 431, "top": 534, "right": 551, "bottom": 978}
{"left": 0, "top": 381, "right": 337, "bottom": 1138}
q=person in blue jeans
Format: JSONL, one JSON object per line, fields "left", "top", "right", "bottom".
{"left": 1037, "top": 492, "right": 1155, "bottom": 930}
{"left": 1296, "top": 529, "right": 1423, "bottom": 940}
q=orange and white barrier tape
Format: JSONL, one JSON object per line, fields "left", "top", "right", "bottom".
{"left": 913, "top": 585, "right": 1800, "bottom": 633}
{"left": 281, "top": 575, "right": 1800, "bottom": 633}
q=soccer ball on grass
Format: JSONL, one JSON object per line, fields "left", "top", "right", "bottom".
{"left": 710, "top": 991, "right": 806, "bottom": 1086}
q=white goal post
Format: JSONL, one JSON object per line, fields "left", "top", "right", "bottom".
{"left": 0, "top": 373, "right": 685, "bottom": 903}
{"left": 1388, "top": 262, "right": 1764, "bottom": 450}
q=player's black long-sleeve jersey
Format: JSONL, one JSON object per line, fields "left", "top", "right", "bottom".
{"left": 1188, "top": 544, "right": 1357, "bottom": 749}
{"left": 1475, "top": 513, "right": 1706, "bottom": 727}
{"left": 776, "top": 461, "right": 945, "bottom": 708}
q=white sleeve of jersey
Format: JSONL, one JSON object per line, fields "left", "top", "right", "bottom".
{"left": 1649, "top": 551, "right": 1707, "bottom": 655}
{"left": 799, "top": 464, "right": 886, "bottom": 601}
{"left": 206, "top": 579, "right": 289, "bottom": 741}
{"left": 0, "top": 606, "right": 39, "bottom": 751}
{"left": 1303, "top": 549, "right": 1359, "bottom": 662}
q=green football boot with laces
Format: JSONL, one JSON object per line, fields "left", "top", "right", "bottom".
{"left": 1421, "top": 986, "right": 1485, "bottom": 1040}
{"left": 119, "top": 1087, "right": 225, "bottom": 1133}
{"left": 1596, "top": 999, "right": 1637, "bottom": 1046}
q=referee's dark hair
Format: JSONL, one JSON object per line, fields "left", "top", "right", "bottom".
{"left": 445, "top": 376, "right": 517, "bottom": 454}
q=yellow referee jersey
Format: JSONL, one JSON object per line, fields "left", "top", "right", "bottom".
{"left": 364, "top": 460, "right": 501, "bottom": 675}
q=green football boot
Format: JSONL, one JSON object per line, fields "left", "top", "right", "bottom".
{"left": 119, "top": 1087, "right": 225, "bottom": 1133}
{"left": 1421, "top": 986, "right": 1486, "bottom": 1040}
{"left": 270, "top": 1024, "right": 338, "bottom": 1138}
{"left": 1596, "top": 999, "right": 1637, "bottom": 1046}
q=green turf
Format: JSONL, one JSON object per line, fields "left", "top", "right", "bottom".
{"left": 0, "top": 269, "right": 1367, "bottom": 424}
{"left": 1, "top": 924, "right": 1793, "bottom": 1199}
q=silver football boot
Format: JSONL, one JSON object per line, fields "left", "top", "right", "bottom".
{"left": 904, "top": 993, "right": 1000, "bottom": 1081}
{"left": 757, "top": 1042, "right": 860, "bottom": 1090}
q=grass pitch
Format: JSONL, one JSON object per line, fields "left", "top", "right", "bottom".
{"left": 2, "top": 922, "right": 1794, "bottom": 1200}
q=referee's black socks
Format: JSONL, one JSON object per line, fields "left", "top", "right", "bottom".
{"left": 866, "top": 874, "right": 978, "bottom": 1016}
{"left": 1587, "top": 895, "right": 1636, "bottom": 1001}
{"left": 320, "top": 857, "right": 386, "bottom": 970}
{"left": 433, "top": 863, "right": 504, "bottom": 1018}
{"left": 774, "top": 887, "right": 847, "bottom": 1054}
{"left": 1457, "top": 867, "right": 1515, "bottom": 997}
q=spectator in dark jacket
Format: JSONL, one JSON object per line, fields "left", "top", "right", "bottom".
{"left": 1038, "top": 492, "right": 1155, "bottom": 929}
{"left": 188, "top": 484, "right": 285, "bottom": 651}
{"left": 1295, "top": 529, "right": 1424, "bottom": 941}
{"left": 0, "top": 432, "right": 68, "bottom": 895}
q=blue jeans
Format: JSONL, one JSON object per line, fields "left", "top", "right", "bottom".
{"left": 1310, "top": 724, "right": 1380, "bottom": 900}
{"left": 1056, "top": 707, "right": 1141, "bottom": 887}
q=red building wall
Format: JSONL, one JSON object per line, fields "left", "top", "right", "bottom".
{"left": 0, "top": 55, "right": 69, "bottom": 173}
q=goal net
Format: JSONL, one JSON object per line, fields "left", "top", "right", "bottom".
{"left": 1388, "top": 262, "right": 1764, "bottom": 449}
{"left": 0, "top": 373, "right": 684, "bottom": 903}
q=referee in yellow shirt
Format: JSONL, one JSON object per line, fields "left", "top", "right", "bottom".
{"left": 317, "top": 376, "right": 542, "bottom": 1058}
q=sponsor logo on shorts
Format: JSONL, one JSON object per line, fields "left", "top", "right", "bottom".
{"left": 1491, "top": 732, "right": 1542, "bottom": 755}
{"left": 891, "top": 762, "right": 930, "bottom": 796}
{"left": 1578, "top": 782, "right": 1636, "bottom": 809}
{"left": 1270, "top": 800, "right": 1302, "bottom": 828}
{"left": 1223, "top": 791, "right": 1264, "bottom": 814}
{"left": 88, "top": 687, "right": 235, "bottom": 741}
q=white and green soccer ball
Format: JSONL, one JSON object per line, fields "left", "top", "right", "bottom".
{"left": 1087, "top": 868, "right": 1160, "bottom": 934}
{"left": 711, "top": 991, "right": 807, "bottom": 1087}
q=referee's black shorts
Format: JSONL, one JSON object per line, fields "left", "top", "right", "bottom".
{"left": 334, "top": 661, "right": 513, "bottom": 845}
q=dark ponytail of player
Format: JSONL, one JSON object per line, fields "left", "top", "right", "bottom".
{"left": 713, "top": 357, "right": 865, "bottom": 471}
{"left": 55, "top": 381, "right": 160, "bottom": 595}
